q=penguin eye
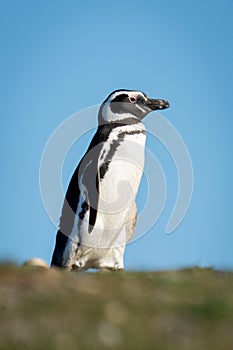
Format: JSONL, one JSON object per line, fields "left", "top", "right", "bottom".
{"left": 129, "top": 96, "right": 137, "bottom": 103}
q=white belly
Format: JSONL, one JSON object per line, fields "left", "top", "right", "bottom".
{"left": 99, "top": 133, "right": 146, "bottom": 217}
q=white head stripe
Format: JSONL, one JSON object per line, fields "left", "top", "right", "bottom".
{"left": 108, "top": 91, "right": 146, "bottom": 102}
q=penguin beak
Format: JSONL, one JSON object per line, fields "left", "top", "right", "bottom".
{"left": 146, "top": 98, "right": 170, "bottom": 111}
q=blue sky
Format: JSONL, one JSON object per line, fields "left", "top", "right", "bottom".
{"left": 1, "top": 0, "right": 233, "bottom": 270}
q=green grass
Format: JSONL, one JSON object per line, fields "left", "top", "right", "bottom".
{"left": 0, "top": 265, "right": 233, "bottom": 350}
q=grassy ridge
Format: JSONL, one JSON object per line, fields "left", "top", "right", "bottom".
{"left": 0, "top": 265, "right": 232, "bottom": 350}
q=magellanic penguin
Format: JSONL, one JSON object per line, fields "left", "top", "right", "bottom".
{"left": 51, "top": 90, "right": 170, "bottom": 271}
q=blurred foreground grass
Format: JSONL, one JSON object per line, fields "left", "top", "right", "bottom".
{"left": 0, "top": 265, "right": 233, "bottom": 350}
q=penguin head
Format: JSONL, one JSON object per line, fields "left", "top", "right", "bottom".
{"left": 98, "top": 89, "right": 170, "bottom": 124}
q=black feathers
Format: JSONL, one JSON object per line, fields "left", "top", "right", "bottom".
{"left": 99, "top": 128, "right": 145, "bottom": 181}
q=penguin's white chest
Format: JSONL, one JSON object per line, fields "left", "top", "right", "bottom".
{"left": 99, "top": 132, "right": 146, "bottom": 208}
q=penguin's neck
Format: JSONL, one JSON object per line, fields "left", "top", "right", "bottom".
{"left": 111, "top": 120, "right": 145, "bottom": 136}
{"left": 100, "top": 113, "right": 145, "bottom": 133}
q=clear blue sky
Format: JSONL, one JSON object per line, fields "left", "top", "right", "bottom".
{"left": 1, "top": 0, "right": 233, "bottom": 270}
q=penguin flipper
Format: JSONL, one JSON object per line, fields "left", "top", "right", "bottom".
{"left": 80, "top": 151, "right": 100, "bottom": 234}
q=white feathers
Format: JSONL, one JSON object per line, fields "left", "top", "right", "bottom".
{"left": 101, "top": 103, "right": 133, "bottom": 123}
